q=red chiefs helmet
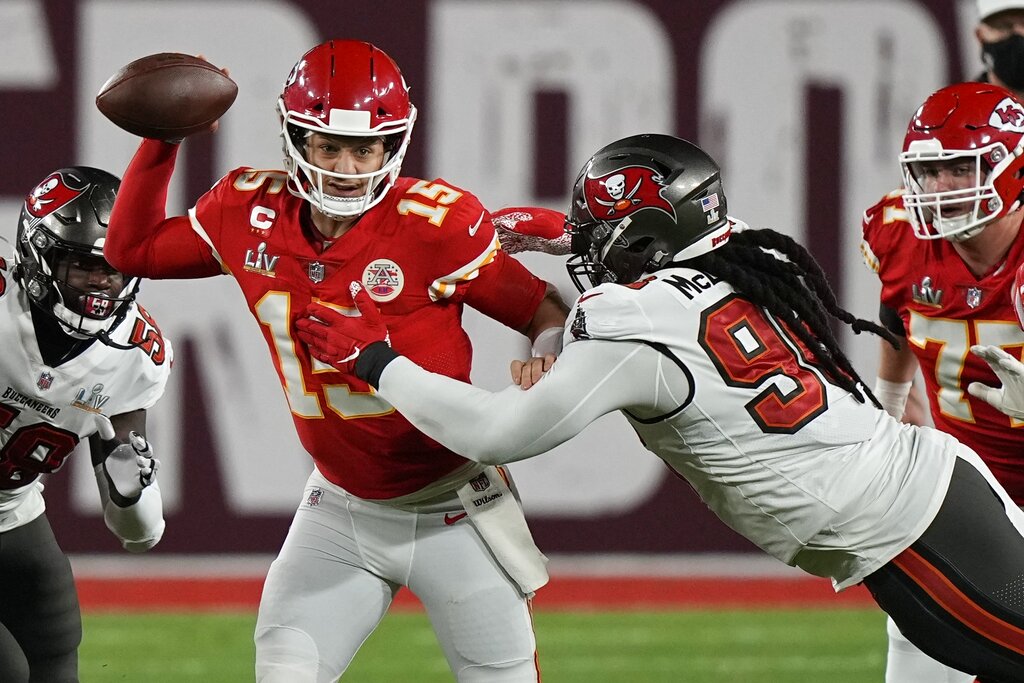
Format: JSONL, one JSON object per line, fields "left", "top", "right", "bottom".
{"left": 900, "top": 82, "right": 1024, "bottom": 241}
{"left": 278, "top": 40, "right": 416, "bottom": 218}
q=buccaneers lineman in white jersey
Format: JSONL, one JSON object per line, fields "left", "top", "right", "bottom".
{"left": 103, "top": 41, "right": 567, "bottom": 682}
{"left": 299, "top": 134, "right": 1024, "bottom": 682}
{"left": 0, "top": 166, "right": 169, "bottom": 682}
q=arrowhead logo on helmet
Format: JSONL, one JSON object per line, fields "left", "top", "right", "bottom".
{"left": 584, "top": 166, "right": 676, "bottom": 222}
{"left": 991, "top": 97, "right": 1024, "bottom": 132}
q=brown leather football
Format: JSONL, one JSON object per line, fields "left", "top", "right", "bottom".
{"left": 96, "top": 53, "right": 237, "bottom": 140}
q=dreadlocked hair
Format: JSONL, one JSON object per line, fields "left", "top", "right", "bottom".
{"left": 685, "top": 228, "right": 900, "bottom": 409}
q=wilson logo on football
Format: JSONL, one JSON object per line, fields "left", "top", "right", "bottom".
{"left": 584, "top": 165, "right": 675, "bottom": 221}
{"left": 25, "top": 172, "right": 86, "bottom": 220}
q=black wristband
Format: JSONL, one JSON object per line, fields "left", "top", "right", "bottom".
{"left": 354, "top": 341, "right": 400, "bottom": 387}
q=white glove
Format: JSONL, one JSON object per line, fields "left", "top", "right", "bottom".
{"left": 967, "top": 345, "right": 1024, "bottom": 419}
{"left": 93, "top": 414, "right": 165, "bottom": 552}
{"left": 94, "top": 414, "right": 159, "bottom": 505}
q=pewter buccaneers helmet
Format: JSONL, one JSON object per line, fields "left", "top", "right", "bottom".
{"left": 901, "top": 82, "right": 1024, "bottom": 242}
{"left": 278, "top": 39, "right": 417, "bottom": 218}
{"left": 566, "top": 134, "right": 731, "bottom": 292}
{"left": 13, "top": 166, "right": 140, "bottom": 343}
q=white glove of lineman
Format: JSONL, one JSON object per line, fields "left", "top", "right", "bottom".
{"left": 94, "top": 414, "right": 160, "bottom": 506}
{"left": 967, "top": 344, "right": 1024, "bottom": 419}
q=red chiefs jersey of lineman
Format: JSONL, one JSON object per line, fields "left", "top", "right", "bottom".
{"left": 188, "top": 168, "right": 546, "bottom": 500}
{"left": 861, "top": 189, "right": 1024, "bottom": 502}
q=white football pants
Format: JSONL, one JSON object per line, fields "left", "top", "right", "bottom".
{"left": 254, "top": 468, "right": 539, "bottom": 682}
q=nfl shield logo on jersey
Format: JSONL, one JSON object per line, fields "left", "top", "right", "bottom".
{"left": 36, "top": 372, "right": 54, "bottom": 391}
{"left": 307, "top": 261, "right": 326, "bottom": 284}
{"left": 306, "top": 487, "right": 323, "bottom": 507}
{"left": 966, "top": 286, "right": 982, "bottom": 309}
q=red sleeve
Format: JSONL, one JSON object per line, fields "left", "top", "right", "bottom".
{"left": 860, "top": 189, "right": 912, "bottom": 312}
{"left": 105, "top": 139, "right": 222, "bottom": 279}
{"left": 463, "top": 249, "right": 547, "bottom": 330}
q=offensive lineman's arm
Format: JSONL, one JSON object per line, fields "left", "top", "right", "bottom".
{"left": 89, "top": 410, "right": 165, "bottom": 553}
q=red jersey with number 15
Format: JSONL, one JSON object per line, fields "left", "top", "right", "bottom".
{"left": 190, "top": 169, "right": 546, "bottom": 499}
{"left": 861, "top": 189, "right": 1024, "bottom": 503}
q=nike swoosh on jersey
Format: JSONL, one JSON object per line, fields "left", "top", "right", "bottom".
{"left": 577, "top": 292, "right": 604, "bottom": 304}
{"left": 444, "top": 512, "right": 468, "bottom": 525}
{"left": 468, "top": 212, "right": 484, "bottom": 237}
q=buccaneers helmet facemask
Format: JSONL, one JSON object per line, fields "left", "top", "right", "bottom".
{"left": 14, "top": 167, "right": 140, "bottom": 347}
{"left": 277, "top": 40, "right": 417, "bottom": 219}
{"left": 566, "top": 134, "right": 732, "bottom": 293}
{"left": 900, "top": 82, "right": 1024, "bottom": 242}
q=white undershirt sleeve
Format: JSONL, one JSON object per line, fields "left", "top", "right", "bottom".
{"left": 376, "top": 339, "right": 684, "bottom": 464}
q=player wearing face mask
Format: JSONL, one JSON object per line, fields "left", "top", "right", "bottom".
{"left": 978, "top": 0, "right": 1024, "bottom": 97}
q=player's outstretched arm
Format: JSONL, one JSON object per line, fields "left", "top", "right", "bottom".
{"left": 967, "top": 345, "right": 1024, "bottom": 419}
{"left": 103, "top": 139, "right": 221, "bottom": 279}
{"left": 491, "top": 206, "right": 572, "bottom": 256}
{"left": 90, "top": 411, "right": 165, "bottom": 553}
{"left": 297, "top": 282, "right": 662, "bottom": 463}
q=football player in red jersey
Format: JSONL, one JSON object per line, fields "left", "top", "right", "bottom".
{"left": 860, "top": 81, "right": 1024, "bottom": 682}
{"left": 297, "top": 133, "right": 1024, "bottom": 683}
{"left": 102, "top": 40, "right": 567, "bottom": 682}
{"left": 0, "top": 167, "right": 168, "bottom": 682}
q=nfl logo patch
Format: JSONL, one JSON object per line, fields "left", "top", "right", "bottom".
{"left": 37, "top": 372, "right": 54, "bottom": 391}
{"left": 966, "top": 286, "right": 982, "bottom": 309}
{"left": 308, "top": 261, "right": 326, "bottom": 284}
{"left": 306, "top": 487, "right": 324, "bottom": 507}
{"left": 469, "top": 473, "right": 490, "bottom": 492}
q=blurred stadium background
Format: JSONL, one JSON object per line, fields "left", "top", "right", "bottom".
{"left": 0, "top": 0, "right": 978, "bottom": 678}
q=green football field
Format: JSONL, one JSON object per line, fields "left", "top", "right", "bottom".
{"left": 81, "top": 607, "right": 887, "bottom": 682}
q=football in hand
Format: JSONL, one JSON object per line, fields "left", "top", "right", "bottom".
{"left": 95, "top": 53, "right": 237, "bottom": 140}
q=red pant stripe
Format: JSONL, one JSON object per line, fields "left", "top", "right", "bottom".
{"left": 891, "top": 547, "right": 1024, "bottom": 655}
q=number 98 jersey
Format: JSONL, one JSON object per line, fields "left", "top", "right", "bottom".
{"left": 189, "top": 169, "right": 547, "bottom": 500}
{"left": 561, "top": 267, "right": 953, "bottom": 589}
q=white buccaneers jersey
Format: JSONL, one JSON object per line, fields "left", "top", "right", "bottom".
{"left": 565, "top": 268, "right": 959, "bottom": 588}
{"left": 0, "top": 259, "right": 172, "bottom": 531}
{"left": 379, "top": 265, "right": 960, "bottom": 590}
